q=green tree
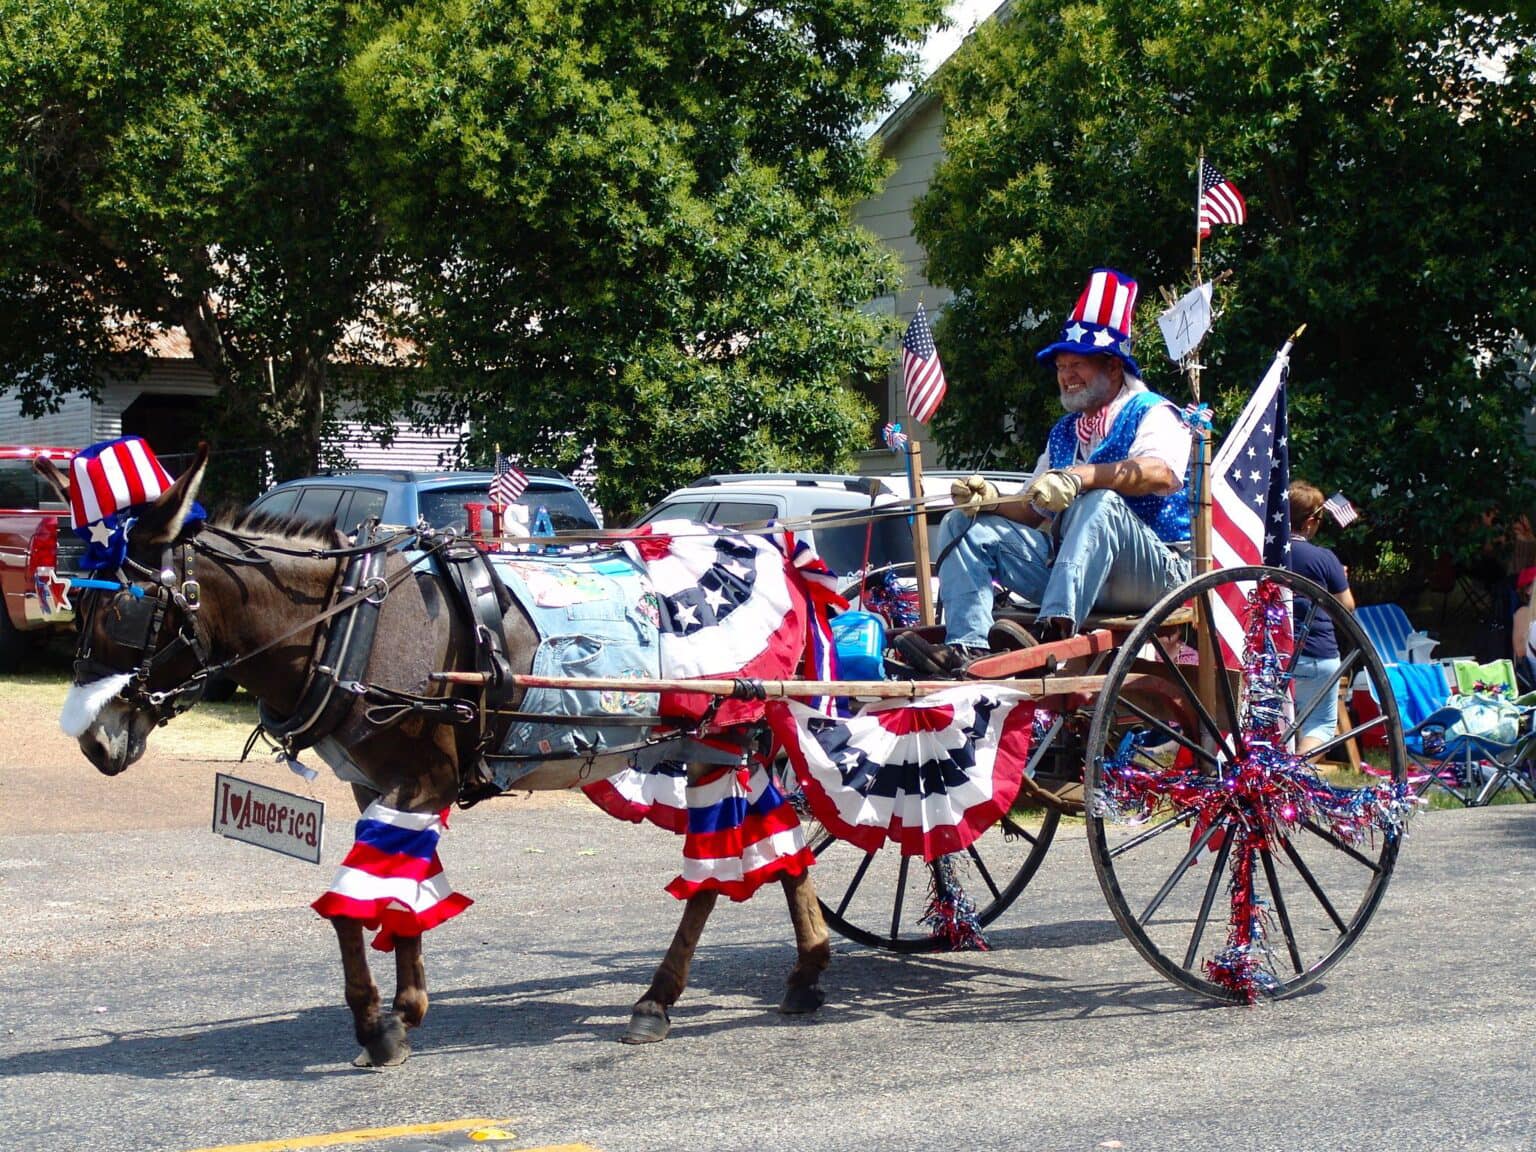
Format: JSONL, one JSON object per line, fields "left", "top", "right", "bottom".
{"left": 345, "top": 0, "right": 944, "bottom": 521}
{"left": 0, "top": 0, "right": 399, "bottom": 499}
{"left": 914, "top": 0, "right": 1536, "bottom": 565}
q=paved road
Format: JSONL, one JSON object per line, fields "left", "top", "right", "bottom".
{"left": 3, "top": 789, "right": 1534, "bottom": 1152}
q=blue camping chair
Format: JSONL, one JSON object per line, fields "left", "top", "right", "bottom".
{"left": 1356, "top": 603, "right": 1442, "bottom": 665}
{"left": 1388, "top": 661, "right": 1536, "bottom": 806}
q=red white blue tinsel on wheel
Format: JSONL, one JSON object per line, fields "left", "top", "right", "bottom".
{"left": 1095, "top": 578, "right": 1416, "bottom": 1001}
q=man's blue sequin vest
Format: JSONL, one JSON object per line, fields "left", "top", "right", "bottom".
{"left": 1047, "top": 391, "right": 1191, "bottom": 543}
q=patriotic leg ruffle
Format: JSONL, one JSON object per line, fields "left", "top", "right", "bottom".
{"left": 312, "top": 802, "right": 472, "bottom": 952}
{"left": 582, "top": 762, "right": 689, "bottom": 832}
{"left": 665, "top": 761, "right": 814, "bottom": 902}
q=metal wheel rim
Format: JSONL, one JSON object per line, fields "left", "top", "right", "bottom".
{"left": 1083, "top": 564, "right": 1409, "bottom": 1002}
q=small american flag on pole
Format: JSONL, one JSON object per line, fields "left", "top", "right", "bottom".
{"left": 1198, "top": 158, "right": 1247, "bottom": 239}
{"left": 490, "top": 454, "right": 529, "bottom": 504}
{"left": 1323, "top": 491, "right": 1359, "bottom": 528}
{"left": 902, "top": 305, "right": 947, "bottom": 424}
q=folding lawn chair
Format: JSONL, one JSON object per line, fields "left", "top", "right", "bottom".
{"left": 1356, "top": 603, "right": 1442, "bottom": 665}
{"left": 1395, "top": 661, "right": 1536, "bottom": 807}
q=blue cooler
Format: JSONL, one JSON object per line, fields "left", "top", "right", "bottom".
{"left": 831, "top": 610, "right": 886, "bottom": 681}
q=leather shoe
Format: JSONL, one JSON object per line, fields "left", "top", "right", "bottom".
{"left": 892, "top": 633, "right": 986, "bottom": 678}
{"left": 987, "top": 619, "right": 1039, "bottom": 652}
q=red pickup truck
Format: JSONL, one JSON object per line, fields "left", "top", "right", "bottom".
{"left": 0, "top": 444, "right": 80, "bottom": 671}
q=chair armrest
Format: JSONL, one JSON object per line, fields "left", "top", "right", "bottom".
{"left": 1404, "top": 633, "right": 1439, "bottom": 663}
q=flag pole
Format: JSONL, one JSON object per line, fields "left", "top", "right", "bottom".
{"left": 907, "top": 437, "right": 936, "bottom": 626}
{"left": 1188, "top": 149, "right": 1220, "bottom": 716}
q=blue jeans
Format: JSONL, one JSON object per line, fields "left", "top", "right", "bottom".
{"left": 1291, "top": 653, "right": 1342, "bottom": 742}
{"left": 936, "top": 489, "right": 1190, "bottom": 648}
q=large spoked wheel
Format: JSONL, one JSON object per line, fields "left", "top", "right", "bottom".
{"left": 786, "top": 713, "right": 1075, "bottom": 953}
{"left": 1084, "top": 565, "right": 1410, "bottom": 1002}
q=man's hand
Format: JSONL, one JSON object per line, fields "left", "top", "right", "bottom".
{"left": 950, "top": 474, "right": 999, "bottom": 516}
{"left": 1026, "top": 468, "right": 1082, "bottom": 514}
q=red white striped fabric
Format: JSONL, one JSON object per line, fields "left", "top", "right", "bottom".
{"left": 311, "top": 802, "right": 472, "bottom": 951}
{"left": 69, "top": 436, "right": 173, "bottom": 528}
{"left": 1198, "top": 158, "right": 1247, "bottom": 239}
{"left": 1069, "top": 268, "right": 1138, "bottom": 338}
{"left": 663, "top": 762, "right": 814, "bottom": 902}
{"left": 902, "top": 304, "right": 948, "bottom": 424}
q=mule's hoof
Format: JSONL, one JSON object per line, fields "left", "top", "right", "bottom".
{"left": 780, "top": 983, "right": 826, "bottom": 1015}
{"left": 621, "top": 1003, "right": 671, "bottom": 1044}
{"left": 354, "top": 1012, "right": 411, "bottom": 1067}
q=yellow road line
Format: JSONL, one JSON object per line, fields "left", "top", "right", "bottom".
{"left": 181, "top": 1118, "right": 596, "bottom": 1152}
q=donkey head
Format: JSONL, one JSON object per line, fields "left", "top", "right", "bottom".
{"left": 37, "top": 445, "right": 210, "bottom": 775}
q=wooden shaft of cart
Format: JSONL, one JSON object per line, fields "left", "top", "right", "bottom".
{"left": 906, "top": 439, "right": 936, "bottom": 626}
{"left": 431, "top": 669, "right": 1147, "bottom": 700}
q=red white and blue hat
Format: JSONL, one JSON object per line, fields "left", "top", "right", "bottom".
{"left": 68, "top": 436, "right": 203, "bottom": 570}
{"left": 1035, "top": 267, "right": 1141, "bottom": 377}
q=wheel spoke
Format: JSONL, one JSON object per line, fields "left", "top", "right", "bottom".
{"left": 1150, "top": 633, "right": 1237, "bottom": 761}
{"left": 1140, "top": 818, "right": 1224, "bottom": 926}
{"left": 1279, "top": 836, "right": 1347, "bottom": 933}
{"left": 890, "top": 854, "right": 911, "bottom": 941}
{"left": 1117, "top": 695, "right": 1222, "bottom": 770}
{"left": 1183, "top": 826, "right": 1234, "bottom": 968}
{"left": 1284, "top": 598, "right": 1322, "bottom": 678}
{"left": 1281, "top": 649, "right": 1361, "bottom": 749}
{"left": 1302, "top": 820, "right": 1383, "bottom": 872}
{"left": 1198, "top": 589, "right": 1247, "bottom": 756}
{"left": 1259, "top": 843, "right": 1304, "bottom": 974}
{"left": 835, "top": 851, "right": 877, "bottom": 918}
{"left": 1301, "top": 712, "right": 1388, "bottom": 765}
{"left": 999, "top": 815, "right": 1041, "bottom": 847}
{"left": 1109, "top": 807, "right": 1197, "bottom": 860}
{"left": 966, "top": 843, "right": 1003, "bottom": 902}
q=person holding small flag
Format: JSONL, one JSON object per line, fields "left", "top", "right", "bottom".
{"left": 898, "top": 268, "right": 1193, "bottom": 675}
{"left": 1285, "top": 480, "right": 1356, "bottom": 753}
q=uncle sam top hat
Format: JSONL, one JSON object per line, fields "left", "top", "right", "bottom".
{"left": 68, "top": 435, "right": 203, "bottom": 570}
{"left": 1035, "top": 267, "right": 1141, "bottom": 378}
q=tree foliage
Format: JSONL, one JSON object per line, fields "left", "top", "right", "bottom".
{"left": 345, "top": 0, "right": 943, "bottom": 521}
{"left": 0, "top": 0, "right": 397, "bottom": 498}
{"left": 0, "top": 0, "right": 944, "bottom": 517}
{"left": 914, "top": 0, "right": 1536, "bottom": 566}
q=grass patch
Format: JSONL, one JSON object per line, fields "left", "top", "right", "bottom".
{"left": 0, "top": 671, "right": 260, "bottom": 761}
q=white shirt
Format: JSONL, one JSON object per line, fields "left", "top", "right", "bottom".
{"left": 1026, "top": 380, "right": 1192, "bottom": 489}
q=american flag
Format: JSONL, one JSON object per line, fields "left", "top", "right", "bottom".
{"left": 489, "top": 454, "right": 528, "bottom": 504}
{"left": 1208, "top": 345, "right": 1292, "bottom": 668}
{"left": 902, "top": 305, "right": 947, "bottom": 424}
{"left": 1323, "top": 491, "right": 1359, "bottom": 528}
{"left": 1198, "top": 158, "right": 1247, "bottom": 239}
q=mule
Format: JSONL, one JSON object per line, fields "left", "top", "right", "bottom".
{"left": 37, "top": 447, "right": 829, "bottom": 1065}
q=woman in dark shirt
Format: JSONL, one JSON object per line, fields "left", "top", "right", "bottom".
{"left": 1286, "top": 481, "right": 1356, "bottom": 753}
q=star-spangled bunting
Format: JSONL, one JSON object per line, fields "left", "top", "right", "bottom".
{"left": 490, "top": 454, "right": 529, "bottom": 505}
{"left": 902, "top": 305, "right": 948, "bottom": 425}
{"left": 1198, "top": 158, "right": 1247, "bottom": 239}
{"left": 1208, "top": 345, "right": 1292, "bottom": 668}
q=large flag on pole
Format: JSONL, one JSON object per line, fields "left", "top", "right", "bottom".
{"left": 1208, "top": 341, "right": 1293, "bottom": 668}
{"left": 1198, "top": 158, "right": 1247, "bottom": 239}
{"left": 902, "top": 305, "right": 948, "bottom": 424}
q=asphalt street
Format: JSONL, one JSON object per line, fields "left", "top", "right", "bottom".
{"left": 3, "top": 788, "right": 1535, "bottom": 1152}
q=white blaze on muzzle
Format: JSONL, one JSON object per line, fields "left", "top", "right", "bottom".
{"left": 60, "top": 673, "right": 134, "bottom": 738}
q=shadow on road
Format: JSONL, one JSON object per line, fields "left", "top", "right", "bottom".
{"left": 0, "top": 924, "right": 1216, "bottom": 1081}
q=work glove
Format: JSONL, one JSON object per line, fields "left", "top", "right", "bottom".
{"left": 1026, "top": 469, "right": 1082, "bottom": 514}
{"left": 950, "top": 474, "right": 999, "bottom": 516}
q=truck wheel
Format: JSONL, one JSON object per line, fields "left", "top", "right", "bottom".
{"left": 0, "top": 609, "right": 33, "bottom": 674}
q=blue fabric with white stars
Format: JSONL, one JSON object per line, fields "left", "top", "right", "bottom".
{"left": 1047, "top": 391, "right": 1192, "bottom": 544}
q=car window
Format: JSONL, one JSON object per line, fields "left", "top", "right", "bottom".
{"left": 292, "top": 486, "right": 346, "bottom": 525}
{"left": 0, "top": 460, "right": 52, "bottom": 509}
{"left": 416, "top": 485, "right": 599, "bottom": 533}
{"left": 810, "top": 504, "right": 915, "bottom": 577}
{"left": 634, "top": 500, "right": 713, "bottom": 527}
{"left": 337, "top": 488, "right": 388, "bottom": 536}
{"left": 708, "top": 500, "right": 779, "bottom": 526}
{"left": 250, "top": 487, "right": 301, "bottom": 520}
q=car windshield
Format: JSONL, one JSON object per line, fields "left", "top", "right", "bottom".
{"left": 417, "top": 485, "right": 598, "bottom": 532}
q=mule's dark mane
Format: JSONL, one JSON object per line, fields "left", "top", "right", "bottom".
{"left": 218, "top": 507, "right": 346, "bottom": 548}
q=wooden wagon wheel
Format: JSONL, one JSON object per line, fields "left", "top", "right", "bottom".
{"left": 1083, "top": 565, "right": 1410, "bottom": 1002}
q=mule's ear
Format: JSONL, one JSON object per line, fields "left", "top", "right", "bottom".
{"left": 135, "top": 442, "right": 209, "bottom": 545}
{"left": 33, "top": 456, "right": 70, "bottom": 505}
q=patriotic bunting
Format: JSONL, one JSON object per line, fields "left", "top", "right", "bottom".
{"left": 766, "top": 686, "right": 1036, "bottom": 862}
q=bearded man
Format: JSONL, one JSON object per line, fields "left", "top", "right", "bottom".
{"left": 901, "top": 268, "right": 1193, "bottom": 676}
